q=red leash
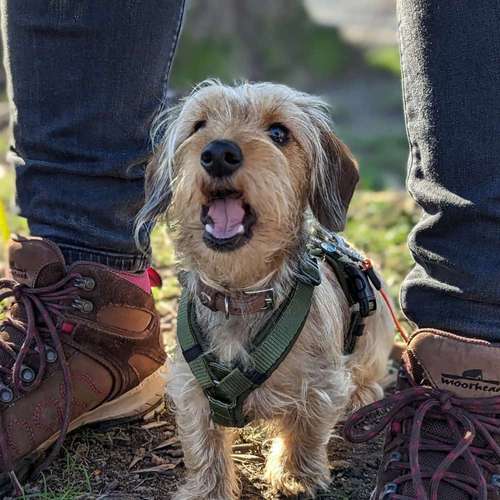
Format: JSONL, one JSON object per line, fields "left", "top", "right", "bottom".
{"left": 362, "top": 259, "right": 409, "bottom": 343}
{"left": 380, "top": 287, "right": 409, "bottom": 343}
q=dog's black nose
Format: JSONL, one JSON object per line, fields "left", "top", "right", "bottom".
{"left": 200, "top": 140, "right": 243, "bottom": 178}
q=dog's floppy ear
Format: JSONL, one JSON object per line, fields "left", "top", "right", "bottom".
{"left": 133, "top": 148, "right": 173, "bottom": 250}
{"left": 309, "top": 130, "right": 359, "bottom": 232}
{"left": 144, "top": 149, "right": 173, "bottom": 219}
{"left": 134, "top": 111, "right": 180, "bottom": 251}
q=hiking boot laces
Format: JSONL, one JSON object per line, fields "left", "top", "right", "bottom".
{"left": 0, "top": 274, "right": 83, "bottom": 494}
{"left": 344, "top": 367, "right": 500, "bottom": 500}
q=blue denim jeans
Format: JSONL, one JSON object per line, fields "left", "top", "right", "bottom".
{"left": 398, "top": 0, "right": 500, "bottom": 339}
{"left": 1, "top": 0, "right": 185, "bottom": 271}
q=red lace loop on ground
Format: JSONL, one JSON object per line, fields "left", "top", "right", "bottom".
{"left": 0, "top": 274, "right": 81, "bottom": 495}
{"left": 344, "top": 369, "right": 500, "bottom": 500}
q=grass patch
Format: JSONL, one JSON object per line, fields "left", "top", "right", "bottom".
{"left": 348, "top": 134, "right": 408, "bottom": 190}
{"left": 170, "top": 35, "right": 239, "bottom": 89}
{"left": 0, "top": 165, "right": 27, "bottom": 239}
{"left": 22, "top": 445, "right": 93, "bottom": 499}
{"left": 345, "top": 191, "right": 417, "bottom": 303}
{"left": 0, "top": 129, "right": 26, "bottom": 239}
{"left": 365, "top": 46, "right": 401, "bottom": 77}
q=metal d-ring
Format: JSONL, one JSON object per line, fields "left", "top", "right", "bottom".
{"left": 200, "top": 291, "right": 212, "bottom": 305}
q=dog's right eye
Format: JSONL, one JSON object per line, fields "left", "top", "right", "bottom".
{"left": 193, "top": 120, "right": 206, "bottom": 133}
{"left": 268, "top": 123, "right": 290, "bottom": 146}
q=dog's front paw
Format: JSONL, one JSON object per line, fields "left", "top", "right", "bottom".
{"left": 264, "top": 446, "right": 330, "bottom": 497}
{"left": 171, "top": 488, "right": 196, "bottom": 500}
{"left": 265, "top": 467, "right": 308, "bottom": 496}
{"left": 349, "top": 381, "right": 384, "bottom": 411}
{"left": 172, "top": 481, "right": 238, "bottom": 500}
{"left": 171, "top": 488, "right": 205, "bottom": 500}
{"left": 266, "top": 466, "right": 331, "bottom": 497}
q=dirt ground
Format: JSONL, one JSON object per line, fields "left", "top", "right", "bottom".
{"left": 15, "top": 314, "right": 389, "bottom": 500}
{"left": 22, "top": 399, "right": 385, "bottom": 500}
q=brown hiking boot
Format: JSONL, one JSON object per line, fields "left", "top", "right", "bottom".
{"left": 344, "top": 329, "right": 500, "bottom": 500}
{"left": 0, "top": 236, "right": 166, "bottom": 495}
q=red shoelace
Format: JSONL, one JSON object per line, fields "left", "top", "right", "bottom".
{"left": 344, "top": 368, "right": 500, "bottom": 500}
{"left": 0, "top": 274, "right": 82, "bottom": 494}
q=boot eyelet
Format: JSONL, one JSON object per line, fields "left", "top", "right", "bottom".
{"left": 45, "top": 347, "right": 58, "bottom": 364}
{"left": 492, "top": 474, "right": 500, "bottom": 488}
{"left": 0, "top": 385, "right": 14, "bottom": 403}
{"left": 384, "top": 451, "right": 402, "bottom": 472}
{"left": 20, "top": 365, "right": 36, "bottom": 383}
{"left": 72, "top": 297, "right": 94, "bottom": 313}
{"left": 380, "top": 483, "right": 398, "bottom": 499}
{"left": 74, "top": 276, "right": 96, "bottom": 291}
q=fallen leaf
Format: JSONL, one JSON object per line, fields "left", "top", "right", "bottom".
{"left": 151, "top": 453, "right": 167, "bottom": 466}
{"left": 230, "top": 454, "right": 263, "bottom": 463}
{"left": 167, "top": 449, "right": 184, "bottom": 458}
{"left": 128, "top": 447, "right": 146, "bottom": 469}
{"left": 141, "top": 421, "right": 170, "bottom": 430}
{"left": 153, "top": 436, "right": 180, "bottom": 450}
{"left": 231, "top": 443, "right": 254, "bottom": 452}
{"left": 132, "top": 463, "right": 178, "bottom": 474}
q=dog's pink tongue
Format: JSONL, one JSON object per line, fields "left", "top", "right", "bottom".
{"left": 207, "top": 198, "right": 245, "bottom": 239}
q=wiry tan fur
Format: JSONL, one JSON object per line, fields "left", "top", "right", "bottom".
{"left": 137, "top": 81, "right": 394, "bottom": 499}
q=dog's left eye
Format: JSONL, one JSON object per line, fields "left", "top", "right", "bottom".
{"left": 268, "top": 123, "right": 289, "bottom": 145}
{"left": 193, "top": 120, "right": 206, "bottom": 133}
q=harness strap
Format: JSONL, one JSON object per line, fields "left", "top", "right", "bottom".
{"left": 176, "top": 294, "right": 215, "bottom": 391}
{"left": 310, "top": 232, "right": 378, "bottom": 355}
{"left": 176, "top": 257, "right": 320, "bottom": 428}
{"left": 177, "top": 231, "right": 386, "bottom": 427}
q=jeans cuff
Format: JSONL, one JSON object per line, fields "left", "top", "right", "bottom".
{"left": 58, "top": 243, "right": 151, "bottom": 272}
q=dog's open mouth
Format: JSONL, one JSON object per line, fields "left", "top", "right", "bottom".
{"left": 201, "top": 190, "right": 256, "bottom": 251}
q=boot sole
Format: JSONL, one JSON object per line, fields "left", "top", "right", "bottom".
{"left": 0, "top": 365, "right": 167, "bottom": 495}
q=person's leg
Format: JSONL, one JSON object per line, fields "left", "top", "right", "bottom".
{"left": 399, "top": 0, "right": 500, "bottom": 339}
{"left": 1, "top": 0, "right": 185, "bottom": 271}
{"left": 344, "top": 2, "right": 500, "bottom": 498}
{"left": 0, "top": 1, "right": 185, "bottom": 493}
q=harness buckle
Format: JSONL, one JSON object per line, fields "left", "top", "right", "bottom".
{"left": 297, "top": 254, "right": 322, "bottom": 287}
{"left": 206, "top": 394, "right": 248, "bottom": 428}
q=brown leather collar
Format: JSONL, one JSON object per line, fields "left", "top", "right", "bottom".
{"left": 197, "top": 279, "right": 275, "bottom": 317}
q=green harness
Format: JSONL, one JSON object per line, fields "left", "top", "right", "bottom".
{"left": 176, "top": 231, "right": 379, "bottom": 428}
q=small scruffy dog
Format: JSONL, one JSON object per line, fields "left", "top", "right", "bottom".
{"left": 137, "top": 81, "right": 394, "bottom": 499}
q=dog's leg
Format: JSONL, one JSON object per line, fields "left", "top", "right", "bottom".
{"left": 169, "top": 369, "right": 238, "bottom": 500}
{"left": 264, "top": 408, "right": 335, "bottom": 497}
{"left": 174, "top": 405, "right": 237, "bottom": 500}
